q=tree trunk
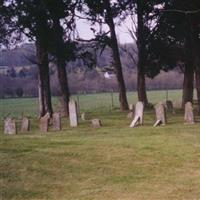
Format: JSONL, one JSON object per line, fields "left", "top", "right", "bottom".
{"left": 195, "top": 68, "right": 200, "bottom": 114}
{"left": 136, "top": 0, "right": 148, "bottom": 106}
{"left": 53, "top": 18, "right": 70, "bottom": 117}
{"left": 103, "top": 0, "right": 129, "bottom": 110}
{"left": 137, "top": 69, "right": 148, "bottom": 105}
{"left": 182, "top": 65, "right": 194, "bottom": 108}
{"left": 36, "top": 40, "right": 53, "bottom": 117}
{"left": 57, "top": 59, "right": 70, "bottom": 117}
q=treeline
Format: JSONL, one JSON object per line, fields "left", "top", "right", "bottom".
{"left": 0, "top": 67, "right": 183, "bottom": 98}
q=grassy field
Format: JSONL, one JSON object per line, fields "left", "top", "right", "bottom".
{"left": 1, "top": 91, "right": 200, "bottom": 200}
{"left": 0, "top": 90, "right": 190, "bottom": 118}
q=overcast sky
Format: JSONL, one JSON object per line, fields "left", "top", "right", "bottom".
{"left": 76, "top": 17, "right": 134, "bottom": 44}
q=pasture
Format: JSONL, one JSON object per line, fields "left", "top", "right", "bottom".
{"left": 0, "top": 90, "right": 200, "bottom": 200}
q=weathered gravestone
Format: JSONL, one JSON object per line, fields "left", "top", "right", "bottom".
{"left": 21, "top": 117, "right": 30, "bottom": 133}
{"left": 130, "top": 101, "right": 144, "bottom": 128}
{"left": 154, "top": 103, "right": 167, "bottom": 127}
{"left": 81, "top": 113, "right": 86, "bottom": 121}
{"left": 129, "top": 104, "right": 134, "bottom": 111}
{"left": 127, "top": 111, "right": 134, "bottom": 119}
{"left": 184, "top": 102, "right": 195, "bottom": 124}
{"left": 4, "top": 118, "right": 17, "bottom": 135}
{"left": 39, "top": 113, "right": 50, "bottom": 132}
{"left": 69, "top": 100, "right": 78, "bottom": 127}
{"left": 166, "top": 100, "right": 175, "bottom": 114}
{"left": 52, "top": 113, "right": 61, "bottom": 131}
{"left": 91, "top": 119, "right": 102, "bottom": 128}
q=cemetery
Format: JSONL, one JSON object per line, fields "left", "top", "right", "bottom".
{"left": 1, "top": 91, "right": 200, "bottom": 200}
{"left": 0, "top": 0, "right": 200, "bottom": 199}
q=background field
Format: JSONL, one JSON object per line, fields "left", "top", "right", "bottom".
{"left": 0, "top": 89, "right": 193, "bottom": 119}
{"left": 0, "top": 90, "right": 200, "bottom": 200}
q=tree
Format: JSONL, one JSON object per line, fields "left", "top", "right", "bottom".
{"left": 146, "top": 0, "right": 200, "bottom": 109}
{"left": 13, "top": 0, "right": 53, "bottom": 116}
{"left": 44, "top": 0, "right": 77, "bottom": 117}
{"left": 80, "top": 0, "right": 129, "bottom": 110}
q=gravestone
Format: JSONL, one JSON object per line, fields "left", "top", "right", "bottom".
{"left": 166, "top": 100, "right": 175, "bottom": 113}
{"left": 52, "top": 113, "right": 61, "bottom": 131}
{"left": 154, "top": 103, "right": 167, "bottom": 127}
{"left": 39, "top": 113, "right": 50, "bottom": 132}
{"left": 184, "top": 102, "right": 195, "bottom": 124}
{"left": 91, "top": 119, "right": 102, "bottom": 128}
{"left": 130, "top": 101, "right": 144, "bottom": 128}
{"left": 21, "top": 117, "right": 30, "bottom": 133}
{"left": 69, "top": 100, "right": 78, "bottom": 127}
{"left": 129, "top": 104, "right": 134, "bottom": 111}
{"left": 81, "top": 113, "right": 86, "bottom": 121}
{"left": 4, "top": 118, "right": 17, "bottom": 135}
{"left": 127, "top": 111, "right": 134, "bottom": 119}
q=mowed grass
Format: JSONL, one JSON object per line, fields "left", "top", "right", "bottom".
{"left": 0, "top": 90, "right": 200, "bottom": 200}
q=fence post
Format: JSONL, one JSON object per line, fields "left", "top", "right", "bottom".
{"left": 111, "top": 91, "right": 114, "bottom": 109}
{"left": 77, "top": 95, "right": 80, "bottom": 114}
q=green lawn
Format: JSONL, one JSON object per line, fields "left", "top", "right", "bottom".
{"left": 0, "top": 91, "right": 200, "bottom": 200}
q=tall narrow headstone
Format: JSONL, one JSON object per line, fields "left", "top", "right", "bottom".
{"left": 39, "top": 113, "right": 50, "bottom": 132}
{"left": 4, "top": 118, "right": 17, "bottom": 135}
{"left": 69, "top": 100, "right": 78, "bottom": 127}
{"left": 52, "top": 113, "right": 61, "bottom": 131}
{"left": 21, "top": 117, "right": 30, "bottom": 133}
{"left": 154, "top": 103, "right": 167, "bottom": 127}
{"left": 130, "top": 101, "right": 144, "bottom": 128}
{"left": 184, "top": 102, "right": 195, "bottom": 124}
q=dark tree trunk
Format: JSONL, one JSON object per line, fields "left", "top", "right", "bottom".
{"left": 52, "top": 19, "right": 70, "bottom": 117}
{"left": 182, "top": 66, "right": 194, "bottom": 108}
{"left": 136, "top": 0, "right": 148, "bottom": 106}
{"left": 137, "top": 69, "right": 148, "bottom": 105}
{"left": 57, "top": 59, "right": 70, "bottom": 117}
{"left": 195, "top": 68, "right": 200, "bottom": 114}
{"left": 103, "top": 0, "right": 128, "bottom": 110}
{"left": 36, "top": 40, "right": 53, "bottom": 117}
{"left": 182, "top": 19, "right": 195, "bottom": 109}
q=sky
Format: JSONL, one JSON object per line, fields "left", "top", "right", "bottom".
{"left": 76, "top": 17, "right": 135, "bottom": 44}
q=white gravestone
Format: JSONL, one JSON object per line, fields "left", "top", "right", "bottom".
{"left": 130, "top": 101, "right": 144, "bottom": 128}
{"left": 69, "top": 100, "right": 78, "bottom": 127}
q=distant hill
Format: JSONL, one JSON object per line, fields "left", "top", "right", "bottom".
{"left": 0, "top": 43, "right": 35, "bottom": 67}
{"left": 0, "top": 43, "right": 137, "bottom": 71}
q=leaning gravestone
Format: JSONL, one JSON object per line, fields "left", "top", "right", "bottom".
{"left": 166, "top": 100, "right": 175, "bottom": 113}
{"left": 69, "top": 100, "right": 78, "bottom": 127}
{"left": 91, "top": 119, "right": 102, "bottom": 128}
{"left": 154, "top": 103, "right": 167, "bottom": 127}
{"left": 184, "top": 102, "right": 195, "bottom": 124}
{"left": 52, "top": 113, "right": 61, "bottom": 131}
{"left": 4, "top": 118, "right": 17, "bottom": 135}
{"left": 39, "top": 113, "right": 50, "bottom": 132}
{"left": 130, "top": 101, "right": 144, "bottom": 128}
{"left": 21, "top": 117, "right": 30, "bottom": 133}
